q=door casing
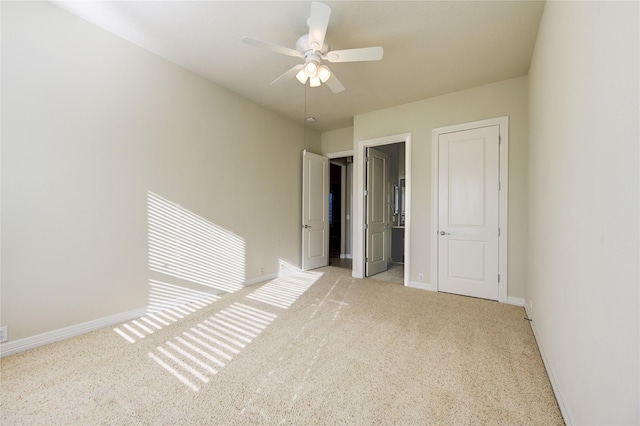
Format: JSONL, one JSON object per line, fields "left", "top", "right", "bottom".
{"left": 431, "top": 117, "right": 509, "bottom": 303}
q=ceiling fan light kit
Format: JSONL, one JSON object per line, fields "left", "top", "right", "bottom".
{"left": 242, "top": 1, "right": 383, "bottom": 94}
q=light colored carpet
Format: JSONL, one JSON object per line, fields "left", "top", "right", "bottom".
{"left": 0, "top": 266, "right": 563, "bottom": 425}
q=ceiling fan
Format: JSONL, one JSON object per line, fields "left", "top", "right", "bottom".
{"left": 242, "top": 1, "right": 383, "bottom": 94}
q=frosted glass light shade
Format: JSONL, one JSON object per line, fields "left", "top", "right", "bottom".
{"left": 318, "top": 66, "right": 331, "bottom": 83}
{"left": 296, "top": 69, "right": 309, "bottom": 84}
{"left": 305, "top": 62, "right": 317, "bottom": 76}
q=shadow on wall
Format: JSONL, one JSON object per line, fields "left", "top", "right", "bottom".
{"left": 113, "top": 192, "right": 246, "bottom": 344}
{"left": 147, "top": 191, "right": 246, "bottom": 294}
{"left": 112, "top": 192, "right": 325, "bottom": 392}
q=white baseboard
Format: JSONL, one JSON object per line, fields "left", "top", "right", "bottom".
{"left": 0, "top": 307, "right": 147, "bottom": 358}
{"left": 407, "top": 281, "right": 436, "bottom": 291}
{"left": 506, "top": 296, "right": 525, "bottom": 306}
{"left": 1, "top": 272, "right": 300, "bottom": 358}
{"left": 243, "top": 273, "right": 278, "bottom": 287}
{"left": 526, "top": 307, "right": 573, "bottom": 425}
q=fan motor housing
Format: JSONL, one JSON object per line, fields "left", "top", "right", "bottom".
{"left": 296, "top": 34, "right": 329, "bottom": 56}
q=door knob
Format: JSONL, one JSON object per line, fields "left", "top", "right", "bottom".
{"left": 303, "top": 224, "right": 311, "bottom": 229}
{"left": 439, "top": 231, "right": 450, "bottom": 235}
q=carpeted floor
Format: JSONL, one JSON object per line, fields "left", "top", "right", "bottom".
{"left": 0, "top": 266, "right": 563, "bottom": 425}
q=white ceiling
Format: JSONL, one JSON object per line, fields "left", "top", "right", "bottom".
{"left": 52, "top": 1, "right": 545, "bottom": 132}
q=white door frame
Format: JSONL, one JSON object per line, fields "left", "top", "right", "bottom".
{"left": 353, "top": 133, "right": 411, "bottom": 287}
{"left": 431, "top": 117, "right": 509, "bottom": 303}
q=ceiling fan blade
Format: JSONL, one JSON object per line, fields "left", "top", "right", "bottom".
{"left": 324, "top": 46, "right": 384, "bottom": 63}
{"left": 242, "top": 36, "right": 303, "bottom": 58}
{"left": 324, "top": 71, "right": 345, "bottom": 94}
{"left": 308, "top": 2, "right": 331, "bottom": 50}
{"left": 271, "top": 64, "right": 305, "bottom": 86}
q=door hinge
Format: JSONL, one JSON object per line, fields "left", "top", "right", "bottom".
{"left": 364, "top": 190, "right": 369, "bottom": 196}
{"left": 365, "top": 224, "right": 369, "bottom": 229}
{"left": 498, "top": 228, "right": 501, "bottom": 237}
{"left": 365, "top": 257, "right": 369, "bottom": 262}
{"left": 499, "top": 135, "right": 502, "bottom": 144}
{"left": 498, "top": 274, "right": 501, "bottom": 283}
{"left": 498, "top": 181, "right": 501, "bottom": 191}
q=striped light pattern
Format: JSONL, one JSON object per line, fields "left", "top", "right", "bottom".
{"left": 149, "top": 303, "right": 277, "bottom": 391}
{"left": 114, "top": 280, "right": 221, "bottom": 343}
{"left": 246, "top": 270, "right": 322, "bottom": 309}
{"left": 147, "top": 191, "right": 245, "bottom": 293}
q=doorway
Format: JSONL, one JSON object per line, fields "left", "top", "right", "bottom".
{"left": 329, "top": 162, "right": 342, "bottom": 259}
{"left": 352, "top": 133, "right": 412, "bottom": 287}
{"left": 365, "top": 143, "right": 406, "bottom": 284}
{"left": 327, "top": 154, "right": 353, "bottom": 270}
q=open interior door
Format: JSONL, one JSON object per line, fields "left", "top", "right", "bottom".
{"left": 302, "top": 150, "right": 329, "bottom": 271}
{"left": 365, "top": 147, "right": 390, "bottom": 276}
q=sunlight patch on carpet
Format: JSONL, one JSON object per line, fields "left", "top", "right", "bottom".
{"left": 149, "top": 302, "right": 277, "bottom": 391}
{"left": 114, "top": 281, "right": 221, "bottom": 344}
{"left": 246, "top": 270, "right": 323, "bottom": 309}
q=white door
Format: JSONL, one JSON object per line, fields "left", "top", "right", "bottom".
{"left": 438, "top": 125, "right": 500, "bottom": 300}
{"left": 366, "top": 148, "right": 389, "bottom": 276}
{"left": 302, "top": 150, "right": 329, "bottom": 271}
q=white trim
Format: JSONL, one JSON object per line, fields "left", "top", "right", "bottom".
{"left": 353, "top": 133, "right": 411, "bottom": 288}
{"left": 325, "top": 149, "right": 354, "bottom": 159}
{"left": 0, "top": 271, "right": 298, "bottom": 357}
{"left": 408, "top": 281, "right": 436, "bottom": 292}
{"left": 526, "top": 307, "right": 573, "bottom": 425}
{"left": 430, "top": 117, "right": 509, "bottom": 303}
{"left": 506, "top": 296, "right": 525, "bottom": 307}
{"left": 0, "top": 307, "right": 147, "bottom": 358}
{"left": 243, "top": 273, "right": 279, "bottom": 287}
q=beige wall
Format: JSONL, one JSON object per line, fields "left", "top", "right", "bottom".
{"left": 527, "top": 1, "right": 639, "bottom": 423}
{"left": 321, "top": 127, "right": 353, "bottom": 155}
{"left": 1, "top": 2, "right": 319, "bottom": 341}
{"left": 353, "top": 76, "right": 528, "bottom": 299}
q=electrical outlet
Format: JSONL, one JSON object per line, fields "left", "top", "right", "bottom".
{"left": 418, "top": 273, "right": 424, "bottom": 282}
{"left": 0, "top": 326, "right": 7, "bottom": 343}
